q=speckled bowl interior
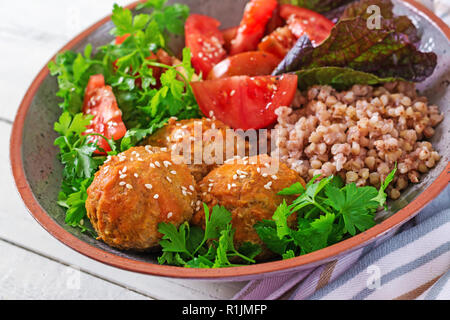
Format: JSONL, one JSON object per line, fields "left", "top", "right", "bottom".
{"left": 16, "top": 0, "right": 449, "bottom": 278}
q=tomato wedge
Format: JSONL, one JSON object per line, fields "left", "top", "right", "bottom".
{"left": 280, "top": 4, "right": 334, "bottom": 46}
{"left": 191, "top": 74, "right": 298, "bottom": 130}
{"left": 83, "top": 74, "right": 127, "bottom": 154}
{"left": 258, "top": 26, "right": 297, "bottom": 60}
{"left": 185, "top": 14, "right": 227, "bottom": 77}
{"left": 230, "top": 0, "right": 278, "bottom": 55}
{"left": 208, "top": 51, "right": 281, "bottom": 80}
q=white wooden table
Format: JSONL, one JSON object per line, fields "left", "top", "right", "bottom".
{"left": 1, "top": 0, "right": 448, "bottom": 300}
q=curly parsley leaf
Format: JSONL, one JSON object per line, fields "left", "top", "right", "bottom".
{"left": 158, "top": 205, "right": 260, "bottom": 268}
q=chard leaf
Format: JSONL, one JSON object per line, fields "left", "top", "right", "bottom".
{"left": 294, "top": 17, "right": 436, "bottom": 82}
{"left": 296, "top": 67, "right": 401, "bottom": 90}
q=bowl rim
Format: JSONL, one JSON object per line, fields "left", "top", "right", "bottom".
{"left": 10, "top": 0, "right": 450, "bottom": 280}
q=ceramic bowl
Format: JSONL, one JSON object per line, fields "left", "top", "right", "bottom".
{"left": 10, "top": 0, "right": 450, "bottom": 281}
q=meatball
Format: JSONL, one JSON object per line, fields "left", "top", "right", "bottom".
{"left": 144, "top": 118, "right": 249, "bottom": 182}
{"left": 86, "top": 146, "right": 197, "bottom": 250}
{"left": 192, "top": 154, "right": 305, "bottom": 259}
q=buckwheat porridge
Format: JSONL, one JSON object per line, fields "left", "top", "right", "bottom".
{"left": 273, "top": 82, "right": 444, "bottom": 199}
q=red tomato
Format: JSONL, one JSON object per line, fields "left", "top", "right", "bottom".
{"left": 280, "top": 4, "right": 334, "bottom": 46}
{"left": 208, "top": 51, "right": 281, "bottom": 79}
{"left": 191, "top": 74, "right": 298, "bottom": 130}
{"left": 221, "top": 26, "right": 238, "bottom": 53}
{"left": 185, "top": 14, "right": 227, "bottom": 76}
{"left": 230, "top": 0, "right": 278, "bottom": 55}
{"left": 83, "top": 74, "right": 127, "bottom": 154}
{"left": 258, "top": 26, "right": 297, "bottom": 59}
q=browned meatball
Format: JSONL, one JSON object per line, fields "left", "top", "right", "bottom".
{"left": 192, "top": 154, "right": 306, "bottom": 260}
{"left": 144, "top": 118, "right": 249, "bottom": 182}
{"left": 86, "top": 146, "right": 197, "bottom": 250}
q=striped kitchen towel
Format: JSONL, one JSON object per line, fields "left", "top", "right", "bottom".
{"left": 233, "top": 185, "right": 450, "bottom": 300}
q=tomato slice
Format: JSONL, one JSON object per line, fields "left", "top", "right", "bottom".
{"left": 258, "top": 26, "right": 297, "bottom": 60}
{"left": 191, "top": 74, "right": 298, "bottom": 130}
{"left": 185, "top": 14, "right": 227, "bottom": 77}
{"left": 280, "top": 4, "right": 334, "bottom": 46}
{"left": 83, "top": 74, "right": 127, "bottom": 154}
{"left": 230, "top": 0, "right": 278, "bottom": 55}
{"left": 208, "top": 51, "right": 281, "bottom": 80}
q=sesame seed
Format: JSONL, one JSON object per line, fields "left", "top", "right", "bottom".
{"left": 208, "top": 183, "right": 214, "bottom": 187}
{"left": 189, "top": 185, "right": 195, "bottom": 191}
{"left": 126, "top": 184, "right": 133, "bottom": 189}
{"left": 137, "top": 158, "right": 144, "bottom": 161}
{"left": 150, "top": 163, "right": 156, "bottom": 168}
{"left": 120, "top": 174, "right": 127, "bottom": 179}
{"left": 227, "top": 184, "right": 231, "bottom": 190}
{"left": 163, "top": 161, "right": 171, "bottom": 167}
{"left": 231, "top": 183, "right": 236, "bottom": 188}
{"left": 155, "top": 161, "right": 161, "bottom": 167}
{"left": 233, "top": 174, "right": 238, "bottom": 180}
{"left": 160, "top": 147, "right": 168, "bottom": 152}
{"left": 167, "top": 212, "right": 173, "bottom": 219}
{"left": 262, "top": 173, "right": 268, "bottom": 177}
{"left": 119, "top": 181, "right": 126, "bottom": 186}
{"left": 145, "top": 184, "right": 153, "bottom": 190}
{"left": 145, "top": 145, "right": 153, "bottom": 153}
{"left": 154, "top": 194, "right": 159, "bottom": 199}
{"left": 271, "top": 175, "right": 278, "bottom": 180}
{"left": 166, "top": 176, "right": 172, "bottom": 182}
{"left": 230, "top": 90, "right": 236, "bottom": 96}
{"left": 170, "top": 170, "right": 177, "bottom": 175}
{"left": 134, "top": 173, "right": 139, "bottom": 178}
{"left": 122, "top": 166, "right": 127, "bottom": 172}
{"left": 264, "top": 181, "right": 272, "bottom": 190}
{"left": 257, "top": 167, "right": 261, "bottom": 173}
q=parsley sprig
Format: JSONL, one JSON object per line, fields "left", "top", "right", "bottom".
{"left": 157, "top": 205, "right": 262, "bottom": 268}
{"left": 255, "top": 168, "right": 397, "bottom": 257}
